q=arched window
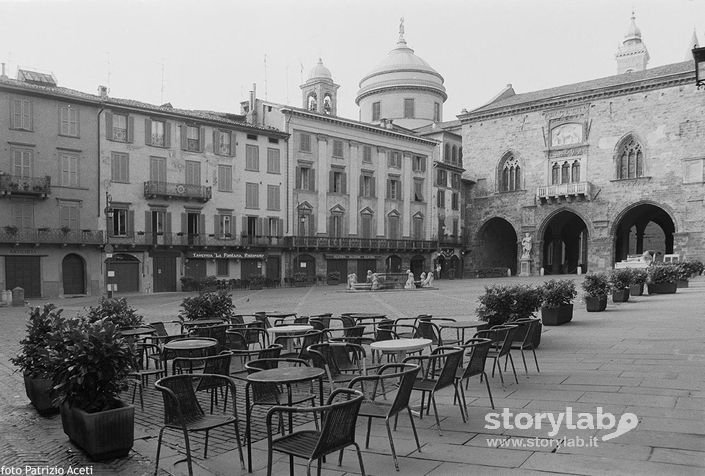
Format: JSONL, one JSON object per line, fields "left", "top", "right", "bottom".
{"left": 571, "top": 161, "right": 580, "bottom": 182}
{"left": 617, "top": 136, "right": 645, "bottom": 179}
{"left": 387, "top": 210, "right": 400, "bottom": 240}
{"left": 499, "top": 154, "right": 521, "bottom": 192}
{"left": 452, "top": 146, "right": 458, "bottom": 165}
{"left": 551, "top": 163, "right": 560, "bottom": 185}
{"left": 444, "top": 144, "right": 451, "bottom": 163}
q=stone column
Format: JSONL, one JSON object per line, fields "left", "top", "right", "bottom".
{"left": 402, "top": 152, "right": 412, "bottom": 237}
{"left": 348, "top": 141, "right": 360, "bottom": 235}
{"left": 376, "top": 147, "right": 387, "bottom": 237}
{"left": 316, "top": 135, "right": 328, "bottom": 235}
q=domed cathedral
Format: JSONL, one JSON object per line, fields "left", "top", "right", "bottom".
{"left": 301, "top": 59, "right": 340, "bottom": 116}
{"left": 356, "top": 18, "right": 448, "bottom": 130}
{"left": 459, "top": 13, "right": 705, "bottom": 276}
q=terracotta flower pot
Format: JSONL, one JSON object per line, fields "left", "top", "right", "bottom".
{"left": 541, "top": 304, "right": 573, "bottom": 326}
{"left": 629, "top": 283, "right": 644, "bottom": 296}
{"left": 647, "top": 282, "right": 677, "bottom": 294}
{"left": 612, "top": 289, "right": 630, "bottom": 303}
{"left": 60, "top": 401, "right": 134, "bottom": 461}
{"left": 585, "top": 295, "right": 608, "bottom": 312}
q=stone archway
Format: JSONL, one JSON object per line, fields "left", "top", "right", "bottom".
{"left": 62, "top": 253, "right": 86, "bottom": 295}
{"left": 613, "top": 203, "right": 675, "bottom": 263}
{"left": 475, "top": 217, "right": 518, "bottom": 275}
{"left": 541, "top": 211, "right": 588, "bottom": 274}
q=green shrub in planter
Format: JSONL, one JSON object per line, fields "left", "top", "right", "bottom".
{"left": 476, "top": 284, "right": 542, "bottom": 327}
{"left": 10, "top": 304, "right": 65, "bottom": 415}
{"left": 538, "top": 280, "right": 577, "bottom": 325}
{"left": 582, "top": 272, "right": 610, "bottom": 311}
{"left": 647, "top": 263, "right": 679, "bottom": 284}
{"left": 609, "top": 269, "right": 632, "bottom": 291}
{"left": 629, "top": 268, "right": 648, "bottom": 296}
{"left": 83, "top": 297, "right": 144, "bottom": 329}
{"left": 680, "top": 259, "right": 704, "bottom": 278}
{"left": 179, "top": 290, "right": 235, "bottom": 322}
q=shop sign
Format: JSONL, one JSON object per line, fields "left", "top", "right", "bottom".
{"left": 186, "top": 251, "right": 265, "bottom": 259}
{"left": 325, "top": 254, "right": 379, "bottom": 260}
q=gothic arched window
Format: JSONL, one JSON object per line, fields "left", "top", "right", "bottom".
{"left": 617, "top": 136, "right": 644, "bottom": 179}
{"left": 499, "top": 154, "right": 521, "bottom": 192}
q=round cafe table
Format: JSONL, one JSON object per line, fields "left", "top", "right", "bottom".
{"left": 181, "top": 319, "right": 225, "bottom": 328}
{"left": 370, "top": 338, "right": 432, "bottom": 363}
{"left": 266, "top": 325, "right": 314, "bottom": 353}
{"left": 118, "top": 327, "right": 156, "bottom": 338}
{"left": 437, "top": 321, "right": 489, "bottom": 345}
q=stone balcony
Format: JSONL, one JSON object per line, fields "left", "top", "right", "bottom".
{"left": 288, "top": 236, "right": 437, "bottom": 252}
{"left": 536, "top": 181, "right": 593, "bottom": 203}
{"left": 0, "top": 174, "right": 51, "bottom": 199}
{"left": 143, "top": 181, "right": 212, "bottom": 202}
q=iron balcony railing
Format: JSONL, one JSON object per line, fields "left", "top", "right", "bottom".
{"left": 108, "top": 232, "right": 286, "bottom": 248}
{"left": 0, "top": 174, "right": 51, "bottom": 198}
{"left": 0, "top": 227, "right": 103, "bottom": 245}
{"left": 143, "top": 181, "right": 212, "bottom": 202}
{"left": 288, "top": 236, "right": 437, "bottom": 251}
{"left": 537, "top": 181, "right": 592, "bottom": 202}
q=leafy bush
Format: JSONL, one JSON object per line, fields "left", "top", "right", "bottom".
{"left": 49, "top": 317, "right": 135, "bottom": 412}
{"left": 180, "top": 276, "right": 198, "bottom": 291}
{"left": 179, "top": 290, "right": 235, "bottom": 322}
{"left": 581, "top": 272, "right": 611, "bottom": 297}
{"left": 83, "top": 297, "right": 144, "bottom": 329}
{"left": 677, "top": 260, "right": 704, "bottom": 280}
{"left": 629, "top": 268, "right": 648, "bottom": 285}
{"left": 11, "top": 304, "right": 64, "bottom": 378}
{"left": 609, "top": 269, "right": 632, "bottom": 290}
{"left": 539, "top": 279, "right": 577, "bottom": 308}
{"left": 647, "top": 263, "right": 680, "bottom": 284}
{"left": 477, "top": 284, "right": 543, "bottom": 327}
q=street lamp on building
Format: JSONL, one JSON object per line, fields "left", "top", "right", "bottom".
{"left": 692, "top": 46, "right": 705, "bottom": 89}
{"left": 104, "top": 192, "right": 114, "bottom": 297}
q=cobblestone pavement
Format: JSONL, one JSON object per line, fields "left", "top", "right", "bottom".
{"left": 1, "top": 277, "right": 704, "bottom": 475}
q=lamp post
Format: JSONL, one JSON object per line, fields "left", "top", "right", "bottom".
{"left": 104, "top": 192, "right": 114, "bottom": 298}
{"left": 692, "top": 46, "right": 705, "bottom": 89}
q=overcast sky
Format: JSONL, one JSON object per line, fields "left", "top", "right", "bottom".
{"left": 1, "top": 0, "right": 703, "bottom": 122}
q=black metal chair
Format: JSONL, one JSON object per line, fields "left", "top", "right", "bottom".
{"left": 154, "top": 373, "right": 245, "bottom": 476}
{"left": 404, "top": 346, "right": 465, "bottom": 435}
{"left": 508, "top": 318, "right": 541, "bottom": 375}
{"left": 308, "top": 343, "right": 363, "bottom": 389}
{"left": 348, "top": 363, "right": 422, "bottom": 471}
{"left": 265, "top": 388, "right": 366, "bottom": 476}
{"left": 475, "top": 325, "right": 520, "bottom": 387}
{"left": 455, "top": 338, "right": 495, "bottom": 412}
{"left": 129, "top": 342, "right": 166, "bottom": 410}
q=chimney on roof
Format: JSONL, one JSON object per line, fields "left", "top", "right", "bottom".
{"left": 1, "top": 63, "right": 6, "bottom": 79}
{"left": 98, "top": 85, "right": 108, "bottom": 100}
{"left": 248, "top": 83, "right": 257, "bottom": 125}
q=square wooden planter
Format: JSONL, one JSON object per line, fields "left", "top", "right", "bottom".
{"left": 24, "top": 375, "right": 58, "bottom": 416}
{"left": 647, "top": 282, "right": 677, "bottom": 294}
{"left": 541, "top": 304, "right": 573, "bottom": 326}
{"left": 60, "top": 401, "right": 134, "bottom": 461}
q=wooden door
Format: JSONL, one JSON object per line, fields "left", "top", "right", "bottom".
{"left": 5, "top": 256, "right": 41, "bottom": 298}
{"left": 62, "top": 254, "right": 85, "bottom": 294}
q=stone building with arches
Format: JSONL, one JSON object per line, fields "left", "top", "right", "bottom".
{"left": 460, "top": 15, "right": 705, "bottom": 275}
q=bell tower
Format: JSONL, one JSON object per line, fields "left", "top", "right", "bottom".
{"left": 300, "top": 58, "right": 340, "bottom": 116}
{"left": 615, "top": 12, "right": 650, "bottom": 74}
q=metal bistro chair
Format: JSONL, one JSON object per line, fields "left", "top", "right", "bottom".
{"left": 129, "top": 342, "right": 167, "bottom": 410}
{"left": 171, "top": 353, "right": 233, "bottom": 413}
{"left": 404, "top": 346, "right": 465, "bottom": 435}
{"left": 455, "top": 338, "right": 495, "bottom": 413}
{"left": 308, "top": 343, "right": 364, "bottom": 389}
{"left": 265, "top": 388, "right": 366, "bottom": 476}
{"left": 348, "top": 363, "right": 422, "bottom": 471}
{"left": 154, "top": 373, "right": 245, "bottom": 476}
{"left": 507, "top": 318, "right": 542, "bottom": 375}
{"left": 475, "top": 325, "right": 519, "bottom": 387}
{"left": 190, "top": 324, "right": 229, "bottom": 353}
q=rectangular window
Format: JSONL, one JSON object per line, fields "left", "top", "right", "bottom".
{"left": 151, "top": 120, "right": 165, "bottom": 147}
{"left": 112, "top": 208, "right": 128, "bottom": 236}
{"left": 267, "top": 148, "right": 280, "bottom": 174}
{"left": 217, "top": 165, "right": 232, "bottom": 192}
{"left": 59, "top": 105, "right": 79, "bottom": 137}
{"left": 59, "top": 203, "right": 80, "bottom": 230}
{"left": 433, "top": 102, "right": 440, "bottom": 122}
{"left": 11, "top": 97, "right": 32, "bottom": 130}
{"left": 185, "top": 160, "right": 200, "bottom": 186}
{"left": 267, "top": 185, "right": 280, "bottom": 210}
{"left": 414, "top": 180, "right": 424, "bottom": 202}
{"left": 216, "top": 259, "right": 229, "bottom": 276}
{"left": 413, "top": 216, "right": 423, "bottom": 240}
{"left": 363, "top": 146, "right": 372, "bottom": 163}
{"left": 111, "top": 152, "right": 129, "bottom": 183}
{"left": 215, "top": 130, "right": 232, "bottom": 156}
{"left": 12, "top": 148, "right": 33, "bottom": 177}
{"left": 13, "top": 201, "right": 34, "bottom": 229}
{"left": 332, "top": 140, "right": 344, "bottom": 158}
{"left": 372, "top": 102, "right": 381, "bottom": 122}
{"left": 150, "top": 157, "right": 167, "bottom": 183}
{"left": 388, "top": 215, "right": 400, "bottom": 239}
{"left": 403, "top": 98, "right": 415, "bottom": 119}
{"left": 387, "top": 178, "right": 401, "bottom": 200}
{"left": 330, "top": 215, "right": 343, "bottom": 237}
{"left": 245, "top": 182, "right": 259, "bottom": 208}
{"left": 451, "top": 192, "right": 459, "bottom": 210}
{"left": 452, "top": 218, "right": 459, "bottom": 238}
{"left": 297, "top": 166, "right": 314, "bottom": 191}
{"left": 437, "top": 190, "right": 445, "bottom": 208}
{"left": 451, "top": 173, "right": 461, "bottom": 189}
{"left": 387, "top": 151, "right": 402, "bottom": 168}
{"left": 60, "top": 153, "right": 79, "bottom": 187}
{"left": 246, "top": 144, "right": 259, "bottom": 171}
{"left": 268, "top": 217, "right": 280, "bottom": 236}
{"left": 330, "top": 170, "right": 345, "bottom": 193}
{"left": 360, "top": 174, "right": 374, "bottom": 198}
{"left": 436, "top": 169, "right": 447, "bottom": 187}
{"left": 185, "top": 125, "right": 200, "bottom": 151}
{"left": 112, "top": 113, "right": 128, "bottom": 142}
{"left": 247, "top": 134, "right": 258, "bottom": 141}
{"left": 218, "top": 214, "right": 232, "bottom": 237}
{"left": 361, "top": 214, "right": 372, "bottom": 238}
{"left": 412, "top": 155, "right": 426, "bottom": 172}
{"left": 268, "top": 137, "right": 279, "bottom": 144}
{"left": 300, "top": 133, "right": 311, "bottom": 152}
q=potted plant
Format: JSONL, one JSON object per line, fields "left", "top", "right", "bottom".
{"left": 60, "top": 225, "right": 71, "bottom": 234}
{"left": 83, "top": 297, "right": 144, "bottom": 329}
{"left": 4, "top": 225, "right": 18, "bottom": 235}
{"left": 647, "top": 264, "right": 679, "bottom": 294}
{"left": 477, "top": 284, "right": 543, "bottom": 347}
{"left": 609, "top": 269, "right": 632, "bottom": 303}
{"left": 581, "top": 272, "right": 611, "bottom": 312}
{"left": 538, "top": 279, "right": 577, "bottom": 325}
{"left": 675, "top": 262, "right": 692, "bottom": 288}
{"left": 179, "top": 290, "right": 235, "bottom": 322}
{"left": 683, "top": 259, "right": 705, "bottom": 278}
{"left": 49, "top": 316, "right": 136, "bottom": 460}
{"left": 10, "top": 304, "right": 64, "bottom": 415}
{"left": 629, "top": 268, "right": 648, "bottom": 296}
{"left": 249, "top": 274, "right": 264, "bottom": 290}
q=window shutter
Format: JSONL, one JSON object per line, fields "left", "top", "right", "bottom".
{"left": 309, "top": 216, "right": 315, "bottom": 236}
{"left": 164, "top": 122, "right": 171, "bottom": 147}
{"left": 278, "top": 218, "right": 283, "bottom": 237}
{"left": 329, "top": 170, "right": 334, "bottom": 191}
{"left": 57, "top": 104, "right": 62, "bottom": 135}
{"left": 386, "top": 179, "right": 391, "bottom": 199}
{"left": 214, "top": 215, "right": 220, "bottom": 237}
{"left": 29, "top": 101, "right": 33, "bottom": 130}
{"left": 107, "top": 213, "right": 115, "bottom": 237}
{"left": 145, "top": 211, "right": 152, "bottom": 235}
{"left": 295, "top": 167, "right": 301, "bottom": 189}
{"left": 127, "top": 210, "right": 134, "bottom": 236}
{"left": 105, "top": 111, "right": 113, "bottom": 139}
{"left": 229, "top": 132, "right": 235, "bottom": 157}
{"left": 241, "top": 216, "right": 247, "bottom": 237}
{"left": 232, "top": 215, "right": 236, "bottom": 236}
{"left": 199, "top": 126, "right": 206, "bottom": 152}
{"left": 144, "top": 118, "right": 152, "bottom": 145}
{"left": 359, "top": 175, "right": 364, "bottom": 196}
{"left": 341, "top": 173, "right": 347, "bottom": 194}
{"left": 328, "top": 216, "right": 334, "bottom": 236}
{"left": 9, "top": 98, "right": 15, "bottom": 127}
{"left": 127, "top": 116, "right": 134, "bottom": 143}
{"left": 180, "top": 125, "right": 187, "bottom": 150}
{"left": 199, "top": 214, "right": 205, "bottom": 236}
{"left": 371, "top": 179, "right": 375, "bottom": 198}
{"left": 310, "top": 170, "right": 315, "bottom": 191}
{"left": 181, "top": 213, "right": 188, "bottom": 235}
{"left": 212, "top": 130, "right": 218, "bottom": 155}
{"left": 165, "top": 212, "right": 172, "bottom": 233}
{"left": 421, "top": 157, "right": 426, "bottom": 172}
{"left": 256, "top": 217, "right": 263, "bottom": 236}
